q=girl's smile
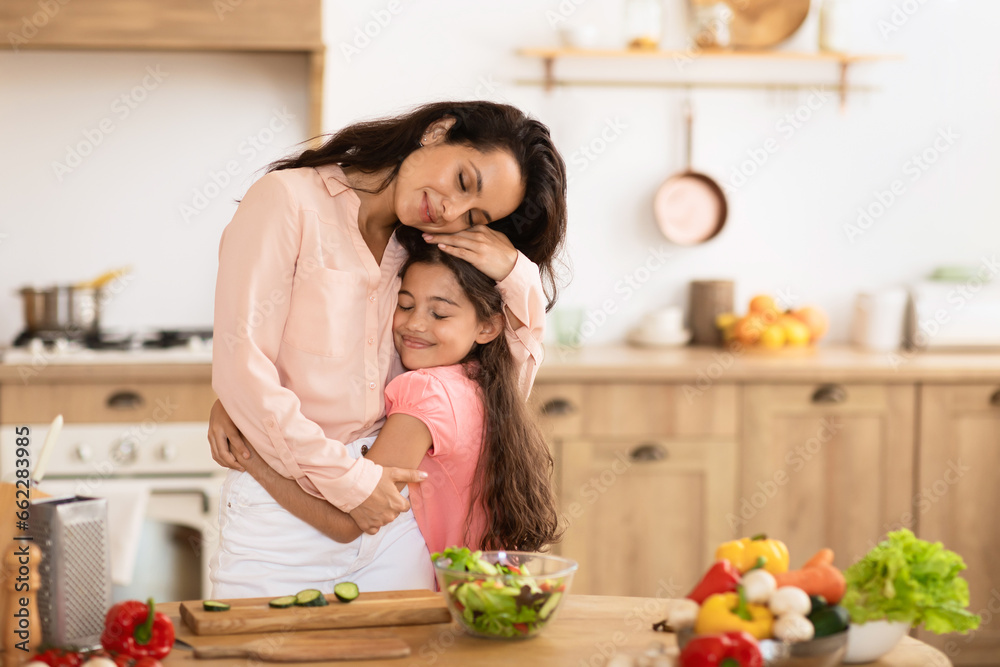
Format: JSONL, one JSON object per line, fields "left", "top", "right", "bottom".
{"left": 392, "top": 262, "right": 501, "bottom": 370}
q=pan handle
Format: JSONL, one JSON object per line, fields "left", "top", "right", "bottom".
{"left": 683, "top": 97, "right": 693, "bottom": 171}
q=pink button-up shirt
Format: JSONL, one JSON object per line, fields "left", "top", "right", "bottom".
{"left": 212, "top": 164, "right": 546, "bottom": 512}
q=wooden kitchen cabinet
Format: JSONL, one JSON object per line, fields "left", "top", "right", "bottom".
{"left": 917, "top": 384, "right": 1000, "bottom": 666}
{"left": 534, "top": 382, "right": 739, "bottom": 597}
{"left": 739, "top": 383, "right": 916, "bottom": 571}
{"left": 0, "top": 381, "right": 217, "bottom": 424}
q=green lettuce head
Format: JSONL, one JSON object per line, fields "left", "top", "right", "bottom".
{"left": 842, "top": 529, "right": 980, "bottom": 634}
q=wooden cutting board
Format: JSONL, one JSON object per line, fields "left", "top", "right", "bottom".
{"left": 187, "top": 631, "right": 411, "bottom": 662}
{"left": 727, "top": 0, "right": 811, "bottom": 49}
{"left": 180, "top": 590, "right": 451, "bottom": 636}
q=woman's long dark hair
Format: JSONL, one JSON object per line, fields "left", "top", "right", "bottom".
{"left": 397, "top": 227, "right": 561, "bottom": 552}
{"left": 267, "top": 101, "right": 567, "bottom": 310}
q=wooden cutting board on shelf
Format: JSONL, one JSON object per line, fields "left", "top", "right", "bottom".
{"left": 180, "top": 590, "right": 451, "bottom": 636}
{"left": 727, "top": 0, "right": 811, "bottom": 48}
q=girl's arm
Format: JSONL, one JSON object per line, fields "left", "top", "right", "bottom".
{"left": 422, "top": 227, "right": 546, "bottom": 398}
{"left": 242, "top": 414, "right": 433, "bottom": 543}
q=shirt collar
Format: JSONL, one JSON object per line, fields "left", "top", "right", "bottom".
{"left": 315, "top": 163, "right": 354, "bottom": 198}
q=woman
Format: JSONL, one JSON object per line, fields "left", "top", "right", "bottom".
{"left": 208, "top": 101, "right": 567, "bottom": 596}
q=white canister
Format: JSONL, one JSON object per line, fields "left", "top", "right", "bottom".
{"left": 819, "top": 0, "right": 854, "bottom": 52}
{"left": 851, "top": 289, "right": 908, "bottom": 352}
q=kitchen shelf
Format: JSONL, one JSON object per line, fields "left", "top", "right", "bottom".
{"left": 517, "top": 47, "right": 902, "bottom": 110}
{"left": 0, "top": 0, "right": 325, "bottom": 138}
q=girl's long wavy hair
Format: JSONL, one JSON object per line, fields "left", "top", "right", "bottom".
{"left": 397, "top": 227, "right": 561, "bottom": 552}
{"left": 267, "top": 100, "right": 568, "bottom": 310}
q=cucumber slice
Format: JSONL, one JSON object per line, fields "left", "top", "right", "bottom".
{"left": 203, "top": 600, "right": 231, "bottom": 612}
{"left": 268, "top": 595, "right": 297, "bottom": 609}
{"left": 538, "top": 591, "right": 562, "bottom": 620}
{"left": 333, "top": 582, "right": 360, "bottom": 603}
{"left": 295, "top": 589, "right": 329, "bottom": 607}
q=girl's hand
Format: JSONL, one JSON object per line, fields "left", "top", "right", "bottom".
{"left": 208, "top": 399, "right": 251, "bottom": 472}
{"left": 422, "top": 226, "right": 518, "bottom": 282}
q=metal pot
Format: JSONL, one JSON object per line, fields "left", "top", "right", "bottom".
{"left": 19, "top": 285, "right": 102, "bottom": 335}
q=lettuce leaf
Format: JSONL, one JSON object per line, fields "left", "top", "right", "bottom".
{"left": 842, "top": 529, "right": 980, "bottom": 634}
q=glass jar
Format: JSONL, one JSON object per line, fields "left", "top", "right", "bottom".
{"left": 624, "top": 0, "right": 664, "bottom": 50}
{"left": 819, "top": 0, "right": 854, "bottom": 52}
{"left": 690, "top": 0, "right": 732, "bottom": 49}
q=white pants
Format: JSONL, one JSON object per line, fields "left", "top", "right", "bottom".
{"left": 209, "top": 435, "right": 435, "bottom": 599}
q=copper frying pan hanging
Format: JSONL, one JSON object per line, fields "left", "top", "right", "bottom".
{"left": 653, "top": 100, "right": 728, "bottom": 245}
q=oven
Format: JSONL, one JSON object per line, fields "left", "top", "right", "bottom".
{"left": 0, "top": 423, "right": 225, "bottom": 601}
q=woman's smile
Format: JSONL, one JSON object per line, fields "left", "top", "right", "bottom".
{"left": 420, "top": 192, "right": 439, "bottom": 225}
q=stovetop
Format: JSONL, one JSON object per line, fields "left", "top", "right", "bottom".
{"left": 2, "top": 328, "right": 214, "bottom": 365}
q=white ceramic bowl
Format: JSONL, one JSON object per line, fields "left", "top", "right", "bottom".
{"left": 843, "top": 620, "right": 911, "bottom": 663}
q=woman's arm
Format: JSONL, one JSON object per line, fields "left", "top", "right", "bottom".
{"left": 243, "top": 413, "right": 433, "bottom": 543}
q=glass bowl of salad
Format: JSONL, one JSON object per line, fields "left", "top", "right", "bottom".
{"left": 432, "top": 547, "right": 578, "bottom": 640}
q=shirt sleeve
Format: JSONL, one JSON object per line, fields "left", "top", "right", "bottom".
{"left": 212, "top": 172, "right": 381, "bottom": 512}
{"left": 494, "top": 251, "right": 546, "bottom": 399}
{"left": 384, "top": 371, "right": 459, "bottom": 458}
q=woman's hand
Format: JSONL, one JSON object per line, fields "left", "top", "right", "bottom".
{"left": 422, "top": 226, "right": 518, "bottom": 282}
{"left": 208, "top": 399, "right": 251, "bottom": 472}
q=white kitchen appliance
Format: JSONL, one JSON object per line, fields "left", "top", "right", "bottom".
{"left": 1, "top": 329, "right": 221, "bottom": 601}
{"left": 1, "top": 423, "right": 225, "bottom": 601}
{"left": 907, "top": 279, "right": 1000, "bottom": 350}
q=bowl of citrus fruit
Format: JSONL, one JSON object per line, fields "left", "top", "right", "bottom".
{"left": 716, "top": 295, "right": 828, "bottom": 353}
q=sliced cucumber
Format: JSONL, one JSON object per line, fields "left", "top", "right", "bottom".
{"left": 295, "top": 589, "right": 329, "bottom": 607}
{"left": 538, "top": 591, "right": 562, "bottom": 620}
{"left": 268, "top": 595, "right": 297, "bottom": 609}
{"left": 333, "top": 582, "right": 360, "bottom": 603}
{"left": 203, "top": 600, "right": 231, "bottom": 612}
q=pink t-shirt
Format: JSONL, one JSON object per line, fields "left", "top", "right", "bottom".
{"left": 384, "top": 363, "right": 487, "bottom": 555}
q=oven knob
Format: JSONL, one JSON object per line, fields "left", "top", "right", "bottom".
{"left": 111, "top": 439, "right": 138, "bottom": 465}
{"left": 74, "top": 443, "right": 93, "bottom": 463}
{"left": 159, "top": 443, "right": 178, "bottom": 462}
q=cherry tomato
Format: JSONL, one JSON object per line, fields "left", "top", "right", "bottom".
{"left": 34, "top": 649, "right": 85, "bottom": 667}
{"left": 110, "top": 653, "right": 135, "bottom": 667}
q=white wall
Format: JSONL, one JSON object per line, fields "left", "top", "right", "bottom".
{"left": 2, "top": 0, "right": 997, "bottom": 346}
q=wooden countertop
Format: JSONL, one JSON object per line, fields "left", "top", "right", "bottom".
{"left": 2, "top": 345, "right": 1000, "bottom": 384}
{"left": 536, "top": 344, "right": 1000, "bottom": 383}
{"left": 159, "top": 597, "right": 951, "bottom": 667}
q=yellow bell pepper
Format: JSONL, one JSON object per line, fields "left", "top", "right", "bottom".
{"left": 695, "top": 587, "right": 774, "bottom": 640}
{"left": 715, "top": 534, "right": 790, "bottom": 574}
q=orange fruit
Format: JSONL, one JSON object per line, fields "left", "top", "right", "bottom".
{"left": 791, "top": 306, "right": 829, "bottom": 342}
{"left": 734, "top": 315, "right": 766, "bottom": 345}
{"left": 749, "top": 295, "right": 778, "bottom": 316}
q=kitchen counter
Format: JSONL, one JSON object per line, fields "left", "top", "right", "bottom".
{"left": 159, "top": 597, "right": 951, "bottom": 667}
{"left": 537, "top": 344, "right": 1000, "bottom": 382}
{"left": 2, "top": 344, "right": 1000, "bottom": 384}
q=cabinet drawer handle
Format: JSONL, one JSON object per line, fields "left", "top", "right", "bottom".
{"left": 629, "top": 443, "right": 668, "bottom": 463}
{"left": 106, "top": 390, "right": 145, "bottom": 410}
{"left": 990, "top": 389, "right": 1000, "bottom": 407}
{"left": 541, "top": 398, "right": 576, "bottom": 416}
{"left": 811, "top": 384, "right": 847, "bottom": 404}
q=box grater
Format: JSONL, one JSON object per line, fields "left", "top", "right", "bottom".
{"left": 29, "top": 495, "right": 112, "bottom": 649}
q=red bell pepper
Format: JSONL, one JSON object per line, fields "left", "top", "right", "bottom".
{"left": 687, "top": 560, "right": 742, "bottom": 604}
{"left": 680, "top": 632, "right": 763, "bottom": 667}
{"left": 100, "top": 598, "right": 175, "bottom": 661}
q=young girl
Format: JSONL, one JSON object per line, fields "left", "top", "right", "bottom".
{"left": 229, "top": 228, "right": 561, "bottom": 592}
